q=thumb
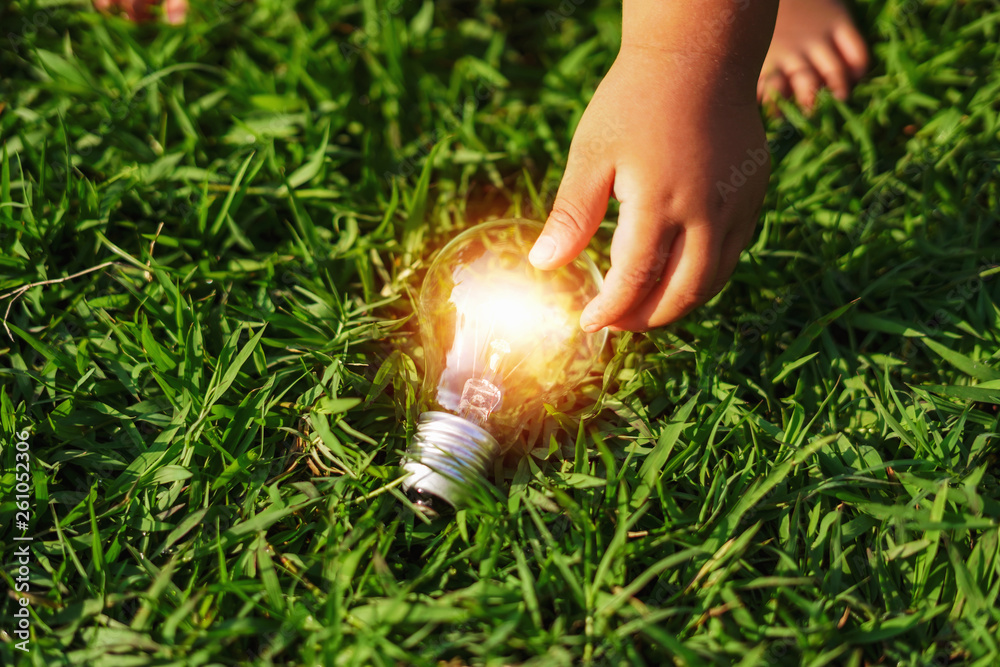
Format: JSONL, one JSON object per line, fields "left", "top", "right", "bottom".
{"left": 529, "top": 157, "right": 613, "bottom": 270}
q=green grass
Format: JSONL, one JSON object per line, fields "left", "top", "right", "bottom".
{"left": 1, "top": 0, "right": 999, "bottom": 664}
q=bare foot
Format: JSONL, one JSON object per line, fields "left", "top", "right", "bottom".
{"left": 757, "top": 0, "right": 869, "bottom": 109}
{"left": 93, "top": 0, "right": 187, "bottom": 23}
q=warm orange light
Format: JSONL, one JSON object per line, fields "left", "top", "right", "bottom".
{"left": 401, "top": 219, "right": 607, "bottom": 511}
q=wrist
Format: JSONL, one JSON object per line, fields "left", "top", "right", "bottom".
{"left": 621, "top": 0, "right": 778, "bottom": 98}
{"left": 612, "top": 43, "right": 759, "bottom": 107}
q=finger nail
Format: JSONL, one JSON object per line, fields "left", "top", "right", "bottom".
{"left": 529, "top": 236, "right": 557, "bottom": 266}
{"left": 580, "top": 309, "right": 603, "bottom": 333}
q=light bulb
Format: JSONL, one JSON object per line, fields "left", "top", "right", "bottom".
{"left": 401, "top": 218, "right": 607, "bottom": 512}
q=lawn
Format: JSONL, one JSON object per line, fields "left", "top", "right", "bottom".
{"left": 1, "top": 0, "right": 999, "bottom": 664}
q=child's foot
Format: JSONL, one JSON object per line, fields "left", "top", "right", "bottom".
{"left": 93, "top": 0, "right": 187, "bottom": 23}
{"left": 757, "top": 0, "right": 869, "bottom": 109}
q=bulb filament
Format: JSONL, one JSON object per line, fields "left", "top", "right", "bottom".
{"left": 457, "top": 339, "right": 512, "bottom": 427}
{"left": 458, "top": 377, "right": 502, "bottom": 427}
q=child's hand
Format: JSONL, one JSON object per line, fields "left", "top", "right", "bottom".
{"left": 93, "top": 0, "right": 187, "bottom": 23}
{"left": 529, "top": 45, "right": 770, "bottom": 332}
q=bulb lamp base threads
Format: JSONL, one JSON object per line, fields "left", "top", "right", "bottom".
{"left": 401, "top": 411, "right": 500, "bottom": 510}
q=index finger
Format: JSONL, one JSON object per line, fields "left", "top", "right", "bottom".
{"left": 609, "top": 224, "right": 721, "bottom": 331}
{"left": 579, "top": 199, "right": 679, "bottom": 332}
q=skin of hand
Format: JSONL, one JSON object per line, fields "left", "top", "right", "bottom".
{"left": 93, "top": 0, "right": 187, "bottom": 23}
{"left": 530, "top": 0, "right": 779, "bottom": 333}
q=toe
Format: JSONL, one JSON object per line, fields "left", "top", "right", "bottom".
{"left": 164, "top": 0, "right": 187, "bottom": 23}
{"left": 809, "top": 38, "right": 851, "bottom": 100}
{"left": 122, "top": 0, "right": 155, "bottom": 21}
{"left": 783, "top": 56, "right": 823, "bottom": 110}
{"left": 759, "top": 69, "right": 791, "bottom": 105}
{"left": 832, "top": 23, "right": 870, "bottom": 81}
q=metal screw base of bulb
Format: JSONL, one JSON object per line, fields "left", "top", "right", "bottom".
{"left": 401, "top": 411, "right": 500, "bottom": 511}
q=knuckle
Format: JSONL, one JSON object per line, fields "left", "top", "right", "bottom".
{"left": 618, "top": 247, "right": 669, "bottom": 290}
{"left": 547, "top": 199, "right": 591, "bottom": 236}
{"left": 621, "top": 264, "right": 660, "bottom": 290}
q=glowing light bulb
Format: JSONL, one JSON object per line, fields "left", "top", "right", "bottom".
{"left": 401, "top": 219, "right": 607, "bottom": 511}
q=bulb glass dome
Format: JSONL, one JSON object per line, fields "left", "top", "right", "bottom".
{"left": 401, "top": 219, "right": 607, "bottom": 511}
